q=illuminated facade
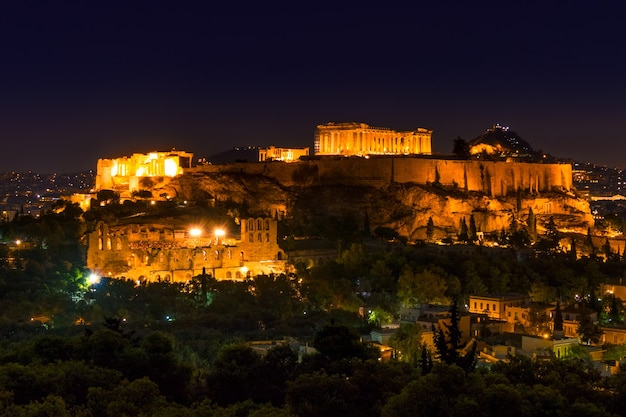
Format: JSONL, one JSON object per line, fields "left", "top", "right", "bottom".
{"left": 314, "top": 122, "right": 432, "bottom": 156}
{"left": 95, "top": 150, "right": 193, "bottom": 198}
{"left": 87, "top": 217, "right": 286, "bottom": 282}
{"left": 258, "top": 146, "right": 310, "bottom": 162}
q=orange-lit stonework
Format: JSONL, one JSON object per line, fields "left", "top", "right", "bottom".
{"left": 95, "top": 150, "right": 193, "bottom": 199}
{"left": 87, "top": 217, "right": 286, "bottom": 282}
{"left": 314, "top": 122, "right": 432, "bottom": 156}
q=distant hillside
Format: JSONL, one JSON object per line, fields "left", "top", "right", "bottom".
{"left": 205, "top": 147, "right": 259, "bottom": 165}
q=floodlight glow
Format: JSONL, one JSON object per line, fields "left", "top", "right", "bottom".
{"left": 164, "top": 159, "right": 178, "bottom": 176}
{"left": 88, "top": 273, "right": 100, "bottom": 285}
{"left": 189, "top": 228, "right": 202, "bottom": 237}
{"left": 214, "top": 228, "right": 225, "bottom": 238}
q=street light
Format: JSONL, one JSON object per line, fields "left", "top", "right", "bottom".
{"left": 189, "top": 227, "right": 202, "bottom": 237}
{"left": 214, "top": 228, "right": 225, "bottom": 244}
{"left": 15, "top": 240, "right": 21, "bottom": 266}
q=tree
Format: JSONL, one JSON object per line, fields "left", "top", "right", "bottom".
{"left": 96, "top": 190, "right": 119, "bottom": 205}
{"left": 254, "top": 344, "right": 299, "bottom": 406}
{"left": 536, "top": 216, "right": 560, "bottom": 255}
{"left": 388, "top": 323, "right": 423, "bottom": 364}
{"left": 286, "top": 371, "right": 359, "bottom": 417}
{"left": 603, "top": 238, "right": 613, "bottom": 260}
{"left": 426, "top": 216, "right": 435, "bottom": 242}
{"left": 131, "top": 189, "right": 153, "bottom": 200}
{"left": 313, "top": 325, "right": 377, "bottom": 362}
{"left": 458, "top": 217, "right": 469, "bottom": 242}
{"left": 452, "top": 137, "right": 470, "bottom": 159}
{"left": 397, "top": 267, "right": 448, "bottom": 307}
{"left": 607, "top": 295, "right": 624, "bottom": 325}
{"left": 207, "top": 344, "right": 262, "bottom": 405}
{"left": 527, "top": 207, "right": 537, "bottom": 241}
{"left": 584, "top": 227, "right": 595, "bottom": 256}
{"left": 577, "top": 301, "right": 603, "bottom": 345}
{"left": 468, "top": 214, "right": 477, "bottom": 243}
{"left": 553, "top": 300, "right": 564, "bottom": 337}
{"left": 434, "top": 299, "right": 475, "bottom": 372}
{"left": 363, "top": 212, "right": 371, "bottom": 237}
{"left": 419, "top": 342, "right": 433, "bottom": 375}
{"left": 569, "top": 237, "right": 578, "bottom": 261}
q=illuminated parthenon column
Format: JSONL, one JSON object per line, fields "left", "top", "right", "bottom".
{"left": 314, "top": 122, "right": 432, "bottom": 157}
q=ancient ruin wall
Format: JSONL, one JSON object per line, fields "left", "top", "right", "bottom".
{"left": 191, "top": 158, "right": 572, "bottom": 196}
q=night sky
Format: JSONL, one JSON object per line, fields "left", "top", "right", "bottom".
{"left": 2, "top": 2, "right": 626, "bottom": 174}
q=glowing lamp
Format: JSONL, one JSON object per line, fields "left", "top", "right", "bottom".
{"left": 189, "top": 228, "right": 202, "bottom": 237}
{"left": 88, "top": 273, "right": 100, "bottom": 285}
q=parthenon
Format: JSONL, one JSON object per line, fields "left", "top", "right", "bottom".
{"left": 314, "top": 122, "right": 432, "bottom": 156}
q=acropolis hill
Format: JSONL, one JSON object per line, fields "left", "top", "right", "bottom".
{"left": 93, "top": 124, "right": 594, "bottom": 243}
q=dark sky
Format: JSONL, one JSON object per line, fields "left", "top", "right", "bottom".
{"left": 2, "top": 2, "right": 626, "bottom": 173}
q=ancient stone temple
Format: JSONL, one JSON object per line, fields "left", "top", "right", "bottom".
{"left": 314, "top": 122, "right": 432, "bottom": 156}
{"left": 95, "top": 150, "right": 194, "bottom": 199}
{"left": 87, "top": 217, "right": 286, "bottom": 282}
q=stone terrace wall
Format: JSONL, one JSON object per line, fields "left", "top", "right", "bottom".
{"left": 189, "top": 157, "right": 572, "bottom": 197}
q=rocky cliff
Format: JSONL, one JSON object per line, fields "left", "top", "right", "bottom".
{"left": 159, "top": 165, "right": 593, "bottom": 242}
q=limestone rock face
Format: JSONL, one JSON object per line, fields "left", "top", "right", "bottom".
{"left": 163, "top": 169, "right": 593, "bottom": 241}
{"left": 160, "top": 170, "right": 291, "bottom": 217}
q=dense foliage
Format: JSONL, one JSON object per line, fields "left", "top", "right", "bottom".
{"left": 2, "top": 201, "right": 626, "bottom": 415}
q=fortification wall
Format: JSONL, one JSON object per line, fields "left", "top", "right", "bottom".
{"left": 190, "top": 157, "right": 572, "bottom": 197}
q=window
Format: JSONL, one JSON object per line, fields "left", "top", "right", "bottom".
{"left": 106, "top": 238, "right": 112, "bottom": 250}
{"left": 257, "top": 233, "right": 262, "bottom": 242}
{"left": 214, "top": 250, "right": 220, "bottom": 260}
{"left": 257, "top": 219, "right": 262, "bottom": 230}
{"left": 474, "top": 302, "right": 477, "bottom": 309}
{"left": 247, "top": 219, "right": 254, "bottom": 231}
{"left": 264, "top": 219, "right": 270, "bottom": 230}
{"left": 226, "top": 271, "right": 232, "bottom": 279}
{"left": 493, "top": 304, "right": 496, "bottom": 311}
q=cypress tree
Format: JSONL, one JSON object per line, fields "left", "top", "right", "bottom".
{"left": 458, "top": 217, "right": 469, "bottom": 242}
{"left": 426, "top": 216, "right": 435, "bottom": 242}
{"left": 469, "top": 214, "right": 477, "bottom": 243}
{"left": 527, "top": 207, "right": 537, "bottom": 241}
